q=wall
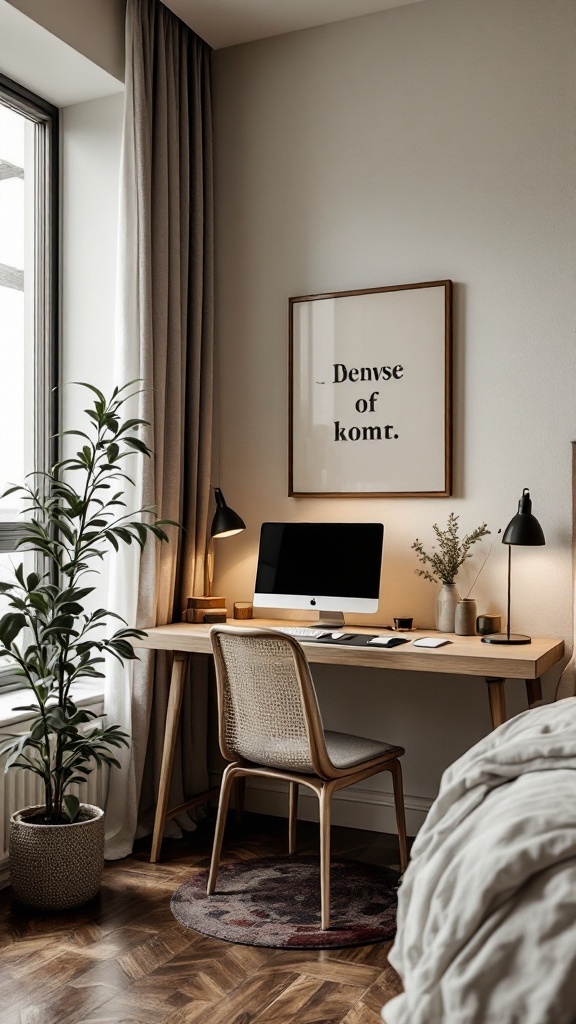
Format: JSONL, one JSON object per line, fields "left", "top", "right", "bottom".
{"left": 59, "top": 93, "right": 124, "bottom": 607}
{"left": 5, "top": 0, "right": 126, "bottom": 82}
{"left": 212, "top": 0, "right": 576, "bottom": 831}
{"left": 61, "top": 93, "right": 123, "bottom": 415}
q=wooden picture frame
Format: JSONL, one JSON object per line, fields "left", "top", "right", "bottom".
{"left": 289, "top": 280, "right": 452, "bottom": 497}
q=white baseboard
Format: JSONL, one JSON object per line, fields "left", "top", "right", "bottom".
{"left": 235, "top": 776, "right": 431, "bottom": 836}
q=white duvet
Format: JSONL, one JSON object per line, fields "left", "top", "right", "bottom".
{"left": 383, "top": 697, "right": 576, "bottom": 1024}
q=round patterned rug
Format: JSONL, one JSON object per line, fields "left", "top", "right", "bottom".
{"left": 170, "top": 856, "right": 399, "bottom": 949}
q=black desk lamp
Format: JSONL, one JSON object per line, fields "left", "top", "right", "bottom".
{"left": 204, "top": 488, "right": 245, "bottom": 597}
{"left": 210, "top": 487, "right": 245, "bottom": 540}
{"left": 481, "top": 488, "right": 545, "bottom": 646}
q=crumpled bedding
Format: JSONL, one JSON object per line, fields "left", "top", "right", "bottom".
{"left": 382, "top": 697, "right": 576, "bottom": 1024}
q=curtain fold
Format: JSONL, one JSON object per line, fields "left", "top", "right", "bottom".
{"left": 104, "top": 0, "right": 214, "bottom": 858}
{"left": 555, "top": 442, "right": 576, "bottom": 700}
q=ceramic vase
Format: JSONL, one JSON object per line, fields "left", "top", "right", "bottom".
{"left": 436, "top": 583, "right": 460, "bottom": 633}
{"left": 455, "top": 597, "right": 477, "bottom": 636}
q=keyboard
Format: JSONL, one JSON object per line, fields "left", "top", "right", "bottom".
{"left": 273, "top": 626, "right": 328, "bottom": 639}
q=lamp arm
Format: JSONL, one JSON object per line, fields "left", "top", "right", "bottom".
{"left": 506, "top": 545, "right": 512, "bottom": 641}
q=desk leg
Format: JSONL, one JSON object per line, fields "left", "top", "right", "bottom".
{"left": 485, "top": 677, "right": 507, "bottom": 730}
{"left": 151, "top": 652, "right": 190, "bottom": 863}
{"left": 525, "top": 678, "right": 542, "bottom": 708}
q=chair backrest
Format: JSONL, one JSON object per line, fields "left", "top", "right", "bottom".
{"left": 210, "top": 626, "right": 331, "bottom": 775}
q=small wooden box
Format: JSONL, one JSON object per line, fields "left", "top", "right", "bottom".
{"left": 233, "top": 602, "right": 253, "bottom": 620}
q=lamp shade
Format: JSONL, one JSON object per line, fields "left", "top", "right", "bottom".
{"left": 210, "top": 488, "right": 246, "bottom": 539}
{"left": 501, "top": 488, "right": 545, "bottom": 547}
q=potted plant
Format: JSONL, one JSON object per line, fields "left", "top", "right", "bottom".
{"left": 412, "top": 513, "right": 490, "bottom": 632}
{"left": 0, "top": 381, "right": 172, "bottom": 909}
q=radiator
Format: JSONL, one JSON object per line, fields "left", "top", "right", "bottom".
{"left": 0, "top": 719, "right": 109, "bottom": 889}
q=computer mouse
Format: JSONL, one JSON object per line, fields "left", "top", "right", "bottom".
{"left": 412, "top": 637, "right": 453, "bottom": 648}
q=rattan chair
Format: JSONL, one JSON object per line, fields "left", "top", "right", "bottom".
{"left": 207, "top": 625, "right": 408, "bottom": 929}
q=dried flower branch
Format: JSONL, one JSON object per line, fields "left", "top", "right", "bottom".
{"left": 412, "top": 513, "right": 490, "bottom": 586}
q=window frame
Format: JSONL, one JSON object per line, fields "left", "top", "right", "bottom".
{"left": 0, "top": 74, "right": 59, "bottom": 688}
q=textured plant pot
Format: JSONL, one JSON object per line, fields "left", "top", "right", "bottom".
{"left": 455, "top": 598, "right": 477, "bottom": 635}
{"left": 9, "top": 803, "right": 105, "bottom": 909}
{"left": 436, "top": 583, "right": 460, "bottom": 633}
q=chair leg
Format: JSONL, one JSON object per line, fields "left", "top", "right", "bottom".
{"left": 207, "top": 763, "right": 239, "bottom": 895}
{"left": 234, "top": 777, "right": 246, "bottom": 824}
{"left": 390, "top": 759, "right": 409, "bottom": 872}
{"left": 319, "top": 784, "right": 332, "bottom": 929}
{"left": 288, "top": 782, "right": 298, "bottom": 854}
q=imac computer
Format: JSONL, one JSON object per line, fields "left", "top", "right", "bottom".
{"left": 253, "top": 522, "right": 384, "bottom": 628}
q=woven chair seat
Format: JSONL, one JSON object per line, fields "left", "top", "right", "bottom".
{"left": 324, "top": 731, "right": 403, "bottom": 770}
{"left": 237, "top": 732, "right": 403, "bottom": 774}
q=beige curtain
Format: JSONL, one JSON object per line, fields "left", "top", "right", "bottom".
{"left": 105, "top": 0, "right": 214, "bottom": 857}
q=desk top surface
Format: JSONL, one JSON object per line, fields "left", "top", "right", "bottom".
{"left": 134, "top": 619, "right": 564, "bottom": 680}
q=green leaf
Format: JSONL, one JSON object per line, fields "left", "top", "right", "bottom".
{"left": 108, "top": 638, "right": 137, "bottom": 660}
{"left": 61, "top": 429, "right": 92, "bottom": 440}
{"left": 60, "top": 587, "right": 94, "bottom": 604}
{"left": 56, "top": 602, "right": 84, "bottom": 616}
{"left": 114, "top": 528, "right": 133, "bottom": 544}
{"left": 26, "top": 572, "right": 41, "bottom": 591}
{"left": 62, "top": 794, "right": 80, "bottom": 823}
{"left": 30, "top": 720, "right": 46, "bottom": 741}
{"left": 124, "top": 437, "right": 151, "bottom": 455}
{"left": 29, "top": 591, "right": 49, "bottom": 613}
{"left": 116, "top": 417, "right": 149, "bottom": 434}
{"left": 105, "top": 531, "right": 119, "bottom": 551}
{"left": 0, "top": 613, "right": 26, "bottom": 647}
{"left": 72, "top": 381, "right": 106, "bottom": 403}
{"left": 45, "top": 708, "right": 68, "bottom": 730}
{"left": 149, "top": 526, "right": 169, "bottom": 543}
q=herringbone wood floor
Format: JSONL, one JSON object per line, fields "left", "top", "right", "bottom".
{"left": 0, "top": 813, "right": 404, "bottom": 1024}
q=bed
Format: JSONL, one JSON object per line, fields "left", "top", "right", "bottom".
{"left": 382, "top": 696, "right": 576, "bottom": 1024}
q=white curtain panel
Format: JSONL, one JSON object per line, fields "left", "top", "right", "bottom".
{"left": 104, "top": 0, "right": 214, "bottom": 858}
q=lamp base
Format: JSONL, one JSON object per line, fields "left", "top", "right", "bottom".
{"left": 481, "top": 633, "right": 531, "bottom": 645}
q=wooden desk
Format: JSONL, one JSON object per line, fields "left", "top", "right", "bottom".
{"left": 134, "top": 619, "right": 564, "bottom": 862}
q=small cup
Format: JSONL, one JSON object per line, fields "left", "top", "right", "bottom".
{"left": 476, "top": 614, "right": 501, "bottom": 635}
{"left": 394, "top": 616, "right": 413, "bottom": 631}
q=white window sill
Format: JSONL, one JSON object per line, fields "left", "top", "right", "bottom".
{"left": 0, "top": 682, "right": 104, "bottom": 728}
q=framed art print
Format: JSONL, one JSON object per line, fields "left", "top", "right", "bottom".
{"left": 289, "top": 280, "right": 452, "bottom": 497}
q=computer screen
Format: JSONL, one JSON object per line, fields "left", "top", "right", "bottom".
{"left": 253, "top": 522, "right": 384, "bottom": 626}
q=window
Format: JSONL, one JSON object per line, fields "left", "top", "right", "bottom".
{"left": 0, "top": 75, "right": 58, "bottom": 686}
